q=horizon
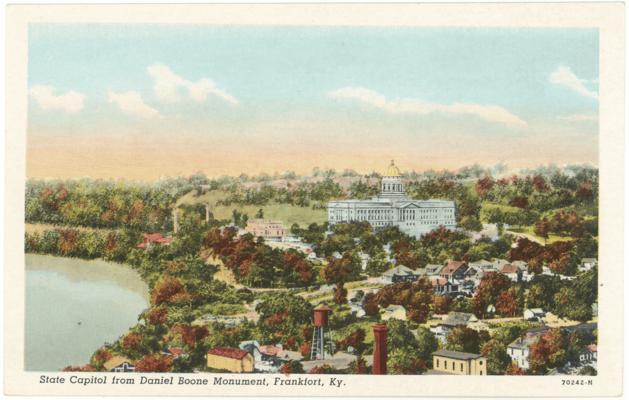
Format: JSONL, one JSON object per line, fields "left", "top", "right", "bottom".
{"left": 28, "top": 26, "right": 599, "bottom": 181}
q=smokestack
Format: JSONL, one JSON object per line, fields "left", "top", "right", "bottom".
{"left": 372, "top": 323, "right": 388, "bottom": 375}
{"left": 173, "top": 208, "right": 179, "bottom": 234}
{"left": 205, "top": 204, "right": 210, "bottom": 224}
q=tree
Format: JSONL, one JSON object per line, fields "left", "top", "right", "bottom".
{"left": 579, "top": 366, "right": 597, "bottom": 376}
{"left": 473, "top": 272, "right": 513, "bottom": 318}
{"left": 495, "top": 287, "right": 521, "bottom": 317}
{"left": 135, "top": 354, "right": 173, "bottom": 372}
{"left": 415, "top": 327, "right": 438, "bottom": 365}
{"left": 387, "top": 348, "right": 427, "bottom": 375}
{"left": 279, "top": 360, "right": 304, "bottom": 374}
{"left": 528, "top": 328, "right": 567, "bottom": 375}
{"left": 255, "top": 208, "right": 264, "bottom": 218}
{"left": 333, "top": 282, "right": 348, "bottom": 305}
{"left": 386, "top": 319, "right": 418, "bottom": 352}
{"left": 481, "top": 339, "right": 511, "bottom": 375}
{"left": 505, "top": 362, "right": 526, "bottom": 375}
{"left": 534, "top": 218, "right": 551, "bottom": 243}
{"left": 308, "top": 364, "right": 340, "bottom": 374}
{"left": 363, "top": 293, "right": 379, "bottom": 316}
{"left": 151, "top": 275, "right": 191, "bottom": 306}
{"left": 445, "top": 327, "right": 482, "bottom": 354}
{"left": 348, "top": 356, "right": 369, "bottom": 374}
{"left": 336, "top": 328, "right": 366, "bottom": 354}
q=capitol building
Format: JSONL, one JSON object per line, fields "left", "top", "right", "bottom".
{"left": 327, "top": 161, "right": 457, "bottom": 238}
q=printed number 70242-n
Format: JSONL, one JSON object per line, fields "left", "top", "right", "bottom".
{"left": 561, "top": 379, "right": 594, "bottom": 386}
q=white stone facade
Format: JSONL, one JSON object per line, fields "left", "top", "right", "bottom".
{"left": 327, "top": 161, "right": 456, "bottom": 238}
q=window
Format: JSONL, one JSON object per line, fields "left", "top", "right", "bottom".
{"left": 444, "top": 361, "right": 447, "bottom": 369}
{"left": 452, "top": 362, "right": 455, "bottom": 371}
{"left": 479, "top": 361, "right": 483, "bottom": 365}
{"left": 436, "top": 359, "right": 439, "bottom": 368}
{"left": 461, "top": 363, "right": 464, "bottom": 372}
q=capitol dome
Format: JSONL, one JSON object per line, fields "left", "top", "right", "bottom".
{"left": 384, "top": 160, "right": 401, "bottom": 177}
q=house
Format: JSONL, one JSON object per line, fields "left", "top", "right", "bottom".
{"left": 431, "top": 278, "right": 458, "bottom": 295}
{"left": 381, "top": 265, "right": 421, "bottom": 284}
{"left": 492, "top": 259, "right": 510, "bottom": 270}
{"left": 579, "top": 344, "right": 597, "bottom": 364}
{"left": 579, "top": 258, "right": 598, "bottom": 272}
{"left": 206, "top": 347, "right": 254, "bottom": 373}
{"left": 425, "top": 264, "right": 445, "bottom": 276}
{"left": 432, "top": 350, "right": 487, "bottom": 375}
{"left": 103, "top": 356, "right": 135, "bottom": 372}
{"left": 380, "top": 305, "right": 407, "bottom": 321}
{"left": 500, "top": 264, "right": 522, "bottom": 282}
{"left": 245, "top": 219, "right": 287, "bottom": 241}
{"left": 239, "top": 340, "right": 263, "bottom": 363}
{"left": 507, "top": 328, "right": 550, "bottom": 370}
{"left": 137, "top": 233, "right": 173, "bottom": 250}
{"left": 166, "top": 347, "right": 185, "bottom": 359}
{"left": 440, "top": 261, "right": 468, "bottom": 282}
{"left": 259, "top": 344, "right": 283, "bottom": 361}
{"left": 358, "top": 252, "right": 370, "bottom": 271}
{"left": 464, "top": 266, "right": 481, "bottom": 281}
{"left": 523, "top": 308, "right": 546, "bottom": 321}
{"left": 468, "top": 259, "right": 494, "bottom": 271}
{"left": 431, "top": 312, "right": 478, "bottom": 342}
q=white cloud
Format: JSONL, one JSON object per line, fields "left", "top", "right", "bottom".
{"left": 108, "top": 90, "right": 161, "bottom": 119}
{"left": 549, "top": 66, "right": 598, "bottom": 100}
{"left": 29, "top": 85, "right": 85, "bottom": 113}
{"left": 557, "top": 113, "right": 598, "bottom": 122}
{"left": 147, "top": 64, "right": 238, "bottom": 105}
{"left": 328, "top": 87, "right": 527, "bottom": 129}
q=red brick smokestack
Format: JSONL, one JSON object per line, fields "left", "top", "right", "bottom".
{"left": 373, "top": 323, "right": 388, "bottom": 375}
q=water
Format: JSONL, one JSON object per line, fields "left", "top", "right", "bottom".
{"left": 25, "top": 254, "right": 149, "bottom": 371}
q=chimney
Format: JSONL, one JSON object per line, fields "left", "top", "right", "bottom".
{"left": 372, "top": 323, "right": 388, "bottom": 375}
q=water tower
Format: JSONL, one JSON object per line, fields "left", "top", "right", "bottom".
{"left": 310, "top": 304, "right": 334, "bottom": 360}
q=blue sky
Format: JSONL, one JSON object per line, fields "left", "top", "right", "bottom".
{"left": 27, "top": 25, "right": 599, "bottom": 180}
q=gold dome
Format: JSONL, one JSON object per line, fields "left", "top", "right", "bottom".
{"left": 384, "top": 160, "right": 401, "bottom": 177}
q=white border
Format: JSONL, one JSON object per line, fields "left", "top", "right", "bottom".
{"left": 4, "top": 3, "right": 625, "bottom": 397}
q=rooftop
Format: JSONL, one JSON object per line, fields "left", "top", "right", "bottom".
{"left": 207, "top": 347, "right": 250, "bottom": 360}
{"left": 433, "top": 349, "right": 483, "bottom": 360}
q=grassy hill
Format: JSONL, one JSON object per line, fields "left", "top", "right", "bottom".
{"left": 177, "top": 190, "right": 327, "bottom": 227}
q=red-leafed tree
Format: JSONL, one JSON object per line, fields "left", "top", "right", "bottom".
{"left": 475, "top": 176, "right": 494, "bottom": 198}
{"left": 151, "top": 275, "right": 191, "bottom": 305}
{"left": 495, "top": 287, "right": 520, "bottom": 317}
{"left": 135, "top": 354, "right": 173, "bottom": 372}
{"left": 472, "top": 272, "right": 512, "bottom": 318}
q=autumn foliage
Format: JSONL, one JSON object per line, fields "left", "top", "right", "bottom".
{"left": 134, "top": 354, "right": 173, "bottom": 372}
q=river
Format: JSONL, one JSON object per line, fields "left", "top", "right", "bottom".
{"left": 25, "top": 254, "right": 149, "bottom": 371}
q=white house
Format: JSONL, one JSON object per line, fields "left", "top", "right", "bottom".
{"left": 579, "top": 258, "right": 598, "bottom": 272}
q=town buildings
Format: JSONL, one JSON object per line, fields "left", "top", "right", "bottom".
{"left": 206, "top": 348, "right": 255, "bottom": 373}
{"left": 327, "top": 161, "right": 456, "bottom": 238}
{"left": 244, "top": 219, "right": 287, "bottom": 241}
{"left": 432, "top": 350, "right": 487, "bottom": 375}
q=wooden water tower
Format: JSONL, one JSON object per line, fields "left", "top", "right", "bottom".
{"left": 311, "top": 304, "right": 333, "bottom": 360}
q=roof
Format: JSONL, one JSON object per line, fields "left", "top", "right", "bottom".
{"left": 104, "top": 356, "right": 134, "bottom": 371}
{"left": 138, "top": 233, "right": 173, "bottom": 248}
{"left": 207, "top": 347, "right": 250, "bottom": 360}
{"left": 441, "top": 312, "right": 477, "bottom": 327}
{"left": 425, "top": 264, "right": 444, "bottom": 274}
{"left": 526, "top": 308, "right": 545, "bottom": 314}
{"left": 501, "top": 264, "right": 521, "bottom": 274}
{"left": 581, "top": 258, "right": 597, "bottom": 263}
{"left": 430, "top": 277, "right": 450, "bottom": 286}
{"left": 314, "top": 304, "right": 332, "bottom": 312}
{"left": 383, "top": 265, "right": 417, "bottom": 277}
{"left": 259, "top": 345, "right": 282, "bottom": 356}
{"left": 508, "top": 335, "right": 540, "bottom": 350}
{"left": 384, "top": 160, "right": 401, "bottom": 177}
{"left": 441, "top": 261, "right": 468, "bottom": 275}
{"left": 168, "top": 347, "right": 184, "bottom": 357}
{"left": 432, "top": 349, "right": 483, "bottom": 360}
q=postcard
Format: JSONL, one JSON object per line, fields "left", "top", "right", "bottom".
{"left": 4, "top": 3, "right": 625, "bottom": 397}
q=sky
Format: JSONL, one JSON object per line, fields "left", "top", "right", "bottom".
{"left": 27, "top": 25, "right": 599, "bottom": 180}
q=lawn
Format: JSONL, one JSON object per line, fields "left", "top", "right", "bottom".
{"left": 177, "top": 190, "right": 327, "bottom": 227}
{"left": 509, "top": 225, "right": 573, "bottom": 244}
